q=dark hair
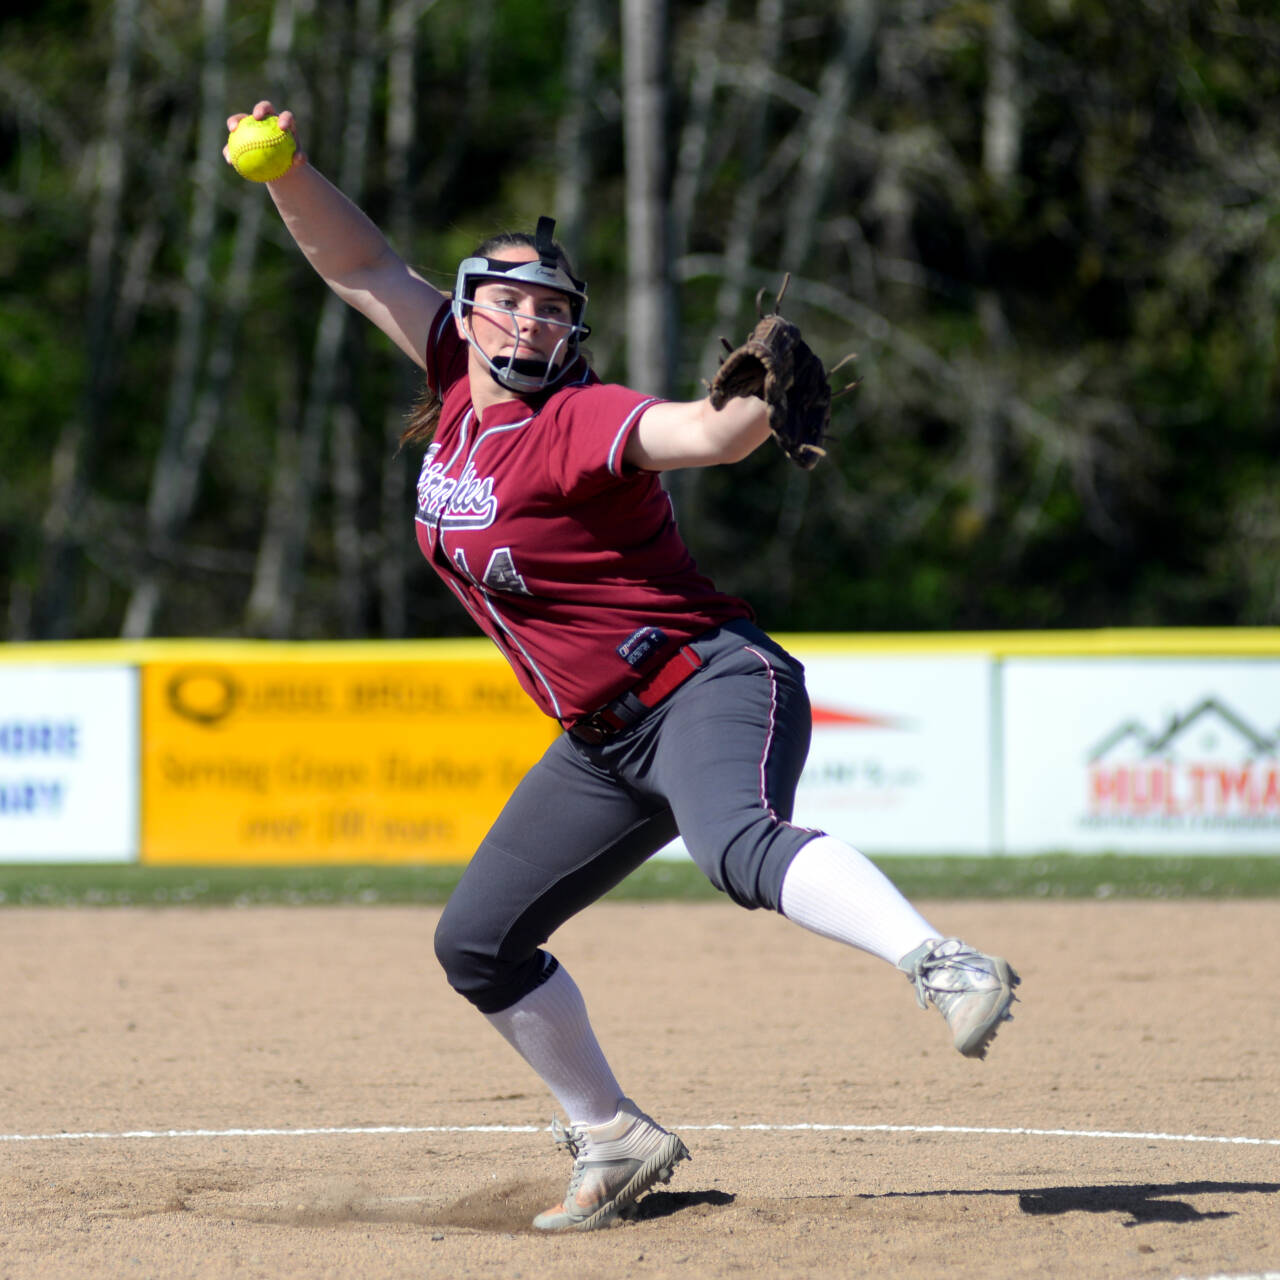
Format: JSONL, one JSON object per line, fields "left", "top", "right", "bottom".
{"left": 475, "top": 228, "right": 574, "bottom": 266}
{"left": 398, "top": 231, "right": 579, "bottom": 451}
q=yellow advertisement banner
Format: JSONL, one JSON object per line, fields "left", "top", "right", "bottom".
{"left": 141, "top": 658, "right": 557, "bottom": 864}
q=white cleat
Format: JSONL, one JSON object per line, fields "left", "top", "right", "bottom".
{"left": 533, "top": 1098, "right": 690, "bottom": 1231}
{"left": 898, "top": 937, "right": 1020, "bottom": 1059}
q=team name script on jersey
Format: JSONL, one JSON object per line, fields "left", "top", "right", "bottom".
{"left": 416, "top": 447, "right": 497, "bottom": 530}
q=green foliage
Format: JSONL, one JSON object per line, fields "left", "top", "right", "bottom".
{"left": 1, "top": 0, "right": 1278, "bottom": 640}
{"left": 4, "top": 854, "right": 1280, "bottom": 907}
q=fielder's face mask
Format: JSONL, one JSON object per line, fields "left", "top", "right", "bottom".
{"left": 452, "top": 216, "right": 591, "bottom": 394}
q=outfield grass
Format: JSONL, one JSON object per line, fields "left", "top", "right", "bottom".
{"left": 1, "top": 855, "right": 1278, "bottom": 907}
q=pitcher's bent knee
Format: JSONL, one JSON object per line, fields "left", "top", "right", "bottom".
{"left": 704, "top": 819, "right": 818, "bottom": 911}
{"left": 433, "top": 901, "right": 552, "bottom": 1014}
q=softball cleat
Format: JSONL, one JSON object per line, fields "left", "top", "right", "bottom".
{"left": 533, "top": 1098, "right": 690, "bottom": 1231}
{"left": 898, "top": 937, "right": 1021, "bottom": 1060}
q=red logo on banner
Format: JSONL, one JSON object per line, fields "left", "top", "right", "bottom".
{"left": 1085, "top": 697, "right": 1280, "bottom": 823}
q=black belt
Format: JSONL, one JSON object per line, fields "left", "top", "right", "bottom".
{"left": 568, "top": 645, "right": 704, "bottom": 745}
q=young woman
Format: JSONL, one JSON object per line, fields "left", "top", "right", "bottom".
{"left": 226, "top": 101, "right": 1020, "bottom": 1233}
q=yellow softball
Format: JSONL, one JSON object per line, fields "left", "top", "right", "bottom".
{"left": 226, "top": 114, "right": 296, "bottom": 182}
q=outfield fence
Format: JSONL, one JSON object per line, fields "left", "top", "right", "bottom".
{"left": 3, "top": 629, "right": 1280, "bottom": 863}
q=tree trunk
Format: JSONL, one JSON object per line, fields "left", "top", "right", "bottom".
{"left": 554, "top": 0, "right": 608, "bottom": 261}
{"left": 422, "top": 0, "right": 494, "bottom": 195}
{"left": 331, "top": 401, "right": 364, "bottom": 636}
{"left": 695, "top": 0, "right": 785, "bottom": 379}
{"left": 965, "top": 0, "right": 1022, "bottom": 531}
{"left": 683, "top": 0, "right": 783, "bottom": 545}
{"left": 670, "top": 0, "right": 729, "bottom": 264}
{"left": 622, "top": 0, "right": 673, "bottom": 397}
{"left": 780, "top": 0, "right": 878, "bottom": 271}
{"left": 982, "top": 0, "right": 1021, "bottom": 190}
{"left": 377, "top": 0, "right": 425, "bottom": 640}
{"left": 121, "top": 0, "right": 227, "bottom": 636}
{"left": 245, "top": 0, "right": 380, "bottom": 637}
{"left": 33, "top": 0, "right": 139, "bottom": 637}
{"left": 123, "top": 0, "right": 300, "bottom": 637}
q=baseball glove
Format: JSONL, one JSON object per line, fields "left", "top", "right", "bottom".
{"left": 708, "top": 274, "right": 855, "bottom": 470}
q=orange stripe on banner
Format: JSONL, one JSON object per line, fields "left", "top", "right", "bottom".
{"left": 811, "top": 705, "right": 904, "bottom": 728}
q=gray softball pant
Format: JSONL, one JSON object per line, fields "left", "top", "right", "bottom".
{"left": 433, "top": 619, "right": 819, "bottom": 1014}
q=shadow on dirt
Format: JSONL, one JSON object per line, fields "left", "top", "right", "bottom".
{"left": 628, "top": 1189, "right": 736, "bottom": 1221}
{"left": 863, "top": 1180, "right": 1280, "bottom": 1228}
{"left": 1016, "top": 1181, "right": 1279, "bottom": 1226}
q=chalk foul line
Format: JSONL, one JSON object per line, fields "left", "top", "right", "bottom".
{"left": 1, "top": 1122, "right": 1277, "bottom": 1146}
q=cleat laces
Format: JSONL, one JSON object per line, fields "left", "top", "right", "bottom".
{"left": 899, "top": 937, "right": 1020, "bottom": 1059}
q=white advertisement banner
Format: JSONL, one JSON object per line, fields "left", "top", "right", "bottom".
{"left": 0, "top": 666, "right": 139, "bottom": 862}
{"left": 791, "top": 655, "right": 994, "bottom": 854}
{"left": 1003, "top": 658, "right": 1280, "bottom": 853}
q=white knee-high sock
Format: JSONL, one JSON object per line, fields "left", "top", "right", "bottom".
{"left": 780, "top": 834, "right": 939, "bottom": 965}
{"left": 484, "top": 962, "right": 623, "bottom": 1126}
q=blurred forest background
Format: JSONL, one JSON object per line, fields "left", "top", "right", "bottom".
{"left": 2, "top": 0, "right": 1278, "bottom": 643}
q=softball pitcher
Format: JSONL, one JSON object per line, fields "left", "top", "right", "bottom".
{"left": 226, "top": 101, "right": 1020, "bottom": 1233}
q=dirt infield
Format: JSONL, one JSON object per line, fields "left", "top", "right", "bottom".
{"left": 1, "top": 898, "right": 1277, "bottom": 1279}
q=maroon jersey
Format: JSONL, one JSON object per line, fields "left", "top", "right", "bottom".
{"left": 415, "top": 302, "right": 752, "bottom": 723}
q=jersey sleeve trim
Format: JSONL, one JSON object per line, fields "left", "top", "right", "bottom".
{"left": 607, "top": 397, "right": 663, "bottom": 476}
